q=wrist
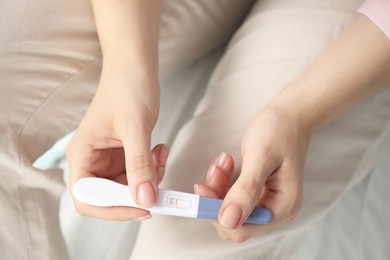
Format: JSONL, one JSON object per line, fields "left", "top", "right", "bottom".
{"left": 102, "top": 54, "right": 159, "bottom": 82}
{"left": 264, "top": 92, "right": 320, "bottom": 136}
{"left": 99, "top": 60, "right": 159, "bottom": 92}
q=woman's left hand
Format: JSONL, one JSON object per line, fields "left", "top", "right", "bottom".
{"left": 195, "top": 13, "right": 390, "bottom": 242}
{"left": 195, "top": 106, "right": 311, "bottom": 242}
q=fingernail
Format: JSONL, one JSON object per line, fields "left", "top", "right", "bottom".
{"left": 220, "top": 203, "right": 242, "bottom": 229}
{"left": 194, "top": 184, "right": 200, "bottom": 195}
{"left": 133, "top": 214, "right": 152, "bottom": 222}
{"left": 137, "top": 182, "right": 156, "bottom": 208}
{"left": 217, "top": 152, "right": 227, "bottom": 168}
{"left": 206, "top": 165, "right": 217, "bottom": 182}
{"left": 159, "top": 145, "right": 169, "bottom": 165}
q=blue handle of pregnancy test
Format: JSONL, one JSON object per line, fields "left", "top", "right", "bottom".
{"left": 197, "top": 196, "right": 272, "bottom": 224}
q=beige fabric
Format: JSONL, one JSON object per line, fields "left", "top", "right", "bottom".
{"left": 130, "top": 0, "right": 390, "bottom": 259}
{"left": 0, "top": 0, "right": 253, "bottom": 259}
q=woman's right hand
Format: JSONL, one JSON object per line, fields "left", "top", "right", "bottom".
{"left": 66, "top": 69, "right": 168, "bottom": 221}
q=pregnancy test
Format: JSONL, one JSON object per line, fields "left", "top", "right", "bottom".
{"left": 73, "top": 177, "right": 272, "bottom": 224}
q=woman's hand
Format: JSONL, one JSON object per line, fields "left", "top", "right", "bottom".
{"left": 66, "top": 0, "right": 162, "bottom": 221}
{"left": 67, "top": 72, "right": 169, "bottom": 221}
{"left": 195, "top": 107, "right": 310, "bottom": 242}
{"left": 194, "top": 14, "right": 390, "bottom": 242}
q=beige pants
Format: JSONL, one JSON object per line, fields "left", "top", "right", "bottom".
{"left": 1, "top": 0, "right": 389, "bottom": 259}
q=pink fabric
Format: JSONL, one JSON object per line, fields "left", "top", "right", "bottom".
{"left": 358, "top": 0, "right": 390, "bottom": 39}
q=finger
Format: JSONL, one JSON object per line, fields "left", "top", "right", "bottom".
{"left": 73, "top": 199, "right": 151, "bottom": 221}
{"left": 218, "top": 150, "right": 280, "bottom": 230}
{"left": 151, "top": 144, "right": 169, "bottom": 184}
{"left": 212, "top": 171, "right": 301, "bottom": 243}
{"left": 194, "top": 183, "right": 219, "bottom": 198}
{"left": 121, "top": 129, "right": 158, "bottom": 208}
{"left": 68, "top": 168, "right": 151, "bottom": 221}
{"left": 204, "top": 152, "right": 234, "bottom": 198}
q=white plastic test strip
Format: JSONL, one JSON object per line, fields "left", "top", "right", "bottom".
{"left": 73, "top": 177, "right": 272, "bottom": 224}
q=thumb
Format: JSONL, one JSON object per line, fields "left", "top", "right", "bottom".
{"left": 122, "top": 130, "right": 158, "bottom": 208}
{"left": 218, "top": 152, "right": 276, "bottom": 229}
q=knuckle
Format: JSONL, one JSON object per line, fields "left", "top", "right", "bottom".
{"left": 237, "top": 177, "right": 262, "bottom": 203}
{"left": 127, "top": 154, "right": 153, "bottom": 173}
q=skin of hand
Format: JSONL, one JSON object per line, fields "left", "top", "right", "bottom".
{"left": 67, "top": 74, "right": 169, "bottom": 221}
{"left": 195, "top": 14, "right": 390, "bottom": 242}
{"left": 195, "top": 107, "right": 309, "bottom": 243}
{"left": 67, "top": 0, "right": 164, "bottom": 221}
